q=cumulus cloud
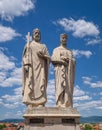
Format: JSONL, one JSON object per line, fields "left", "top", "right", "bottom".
{"left": 4, "top": 110, "right": 23, "bottom": 119}
{"left": 74, "top": 85, "right": 85, "bottom": 97}
{"left": 82, "top": 76, "right": 102, "bottom": 88}
{"left": 78, "top": 100, "right": 102, "bottom": 110}
{"left": 86, "top": 37, "right": 102, "bottom": 45}
{"left": 0, "top": 25, "right": 21, "bottom": 42}
{"left": 97, "top": 107, "right": 102, "bottom": 110}
{"left": 0, "top": 50, "right": 15, "bottom": 70}
{"left": 2, "top": 87, "right": 22, "bottom": 109}
{"left": 99, "top": 92, "right": 102, "bottom": 95}
{"left": 74, "top": 95, "right": 91, "bottom": 101}
{"left": 54, "top": 18, "right": 100, "bottom": 38}
{"left": 0, "top": 49, "right": 22, "bottom": 87}
{"left": 49, "top": 63, "right": 54, "bottom": 75}
{"left": 0, "top": 70, "right": 22, "bottom": 87}
{"left": 73, "top": 85, "right": 92, "bottom": 102}
{"left": 0, "top": 0, "right": 35, "bottom": 21}
{"left": 46, "top": 79, "right": 56, "bottom": 107}
{"left": 72, "top": 49, "right": 92, "bottom": 58}
{"left": 0, "top": 98, "right": 3, "bottom": 105}
{"left": 0, "top": 48, "right": 23, "bottom": 118}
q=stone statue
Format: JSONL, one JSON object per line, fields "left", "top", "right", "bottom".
{"left": 22, "top": 28, "right": 50, "bottom": 108}
{"left": 51, "top": 34, "right": 76, "bottom": 108}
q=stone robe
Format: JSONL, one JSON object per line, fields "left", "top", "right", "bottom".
{"left": 22, "top": 41, "right": 50, "bottom": 106}
{"left": 52, "top": 46, "right": 76, "bottom": 107}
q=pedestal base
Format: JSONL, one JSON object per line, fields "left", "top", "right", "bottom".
{"left": 23, "top": 107, "right": 80, "bottom": 130}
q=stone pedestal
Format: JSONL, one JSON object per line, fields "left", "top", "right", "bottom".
{"left": 23, "top": 107, "right": 80, "bottom": 130}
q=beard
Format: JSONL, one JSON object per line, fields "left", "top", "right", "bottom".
{"left": 34, "top": 35, "right": 40, "bottom": 42}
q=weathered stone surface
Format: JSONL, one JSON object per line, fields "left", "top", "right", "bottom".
{"left": 24, "top": 107, "right": 80, "bottom": 130}
{"left": 24, "top": 107, "right": 80, "bottom": 117}
{"left": 22, "top": 32, "right": 80, "bottom": 130}
{"left": 22, "top": 28, "right": 50, "bottom": 108}
{"left": 51, "top": 33, "right": 76, "bottom": 108}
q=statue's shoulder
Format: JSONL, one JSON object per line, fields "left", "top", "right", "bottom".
{"left": 39, "top": 43, "right": 48, "bottom": 50}
{"left": 41, "top": 43, "right": 47, "bottom": 47}
{"left": 66, "top": 48, "right": 72, "bottom": 53}
{"left": 67, "top": 48, "right": 74, "bottom": 57}
{"left": 53, "top": 46, "right": 61, "bottom": 52}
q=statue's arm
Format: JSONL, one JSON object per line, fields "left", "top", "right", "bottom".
{"left": 61, "top": 50, "right": 76, "bottom": 64}
{"left": 51, "top": 50, "right": 68, "bottom": 66}
{"left": 37, "top": 44, "right": 51, "bottom": 60}
{"left": 22, "top": 45, "right": 32, "bottom": 70}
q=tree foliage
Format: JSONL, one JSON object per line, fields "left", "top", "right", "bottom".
{"left": 84, "top": 124, "right": 92, "bottom": 130}
{"left": 0, "top": 124, "right": 6, "bottom": 130}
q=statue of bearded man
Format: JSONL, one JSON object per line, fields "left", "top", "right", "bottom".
{"left": 22, "top": 28, "right": 50, "bottom": 108}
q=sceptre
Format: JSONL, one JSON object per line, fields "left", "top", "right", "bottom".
{"left": 26, "top": 32, "right": 30, "bottom": 64}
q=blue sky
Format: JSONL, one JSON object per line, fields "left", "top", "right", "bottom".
{"left": 0, "top": 0, "right": 102, "bottom": 120}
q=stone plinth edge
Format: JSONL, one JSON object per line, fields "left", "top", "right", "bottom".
{"left": 23, "top": 107, "right": 80, "bottom": 118}
{"left": 23, "top": 107, "right": 81, "bottom": 130}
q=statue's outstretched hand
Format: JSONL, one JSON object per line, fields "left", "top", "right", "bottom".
{"left": 37, "top": 51, "right": 50, "bottom": 60}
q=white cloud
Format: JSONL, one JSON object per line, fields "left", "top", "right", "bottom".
{"left": 1, "top": 87, "right": 22, "bottom": 109}
{"left": 74, "top": 85, "right": 85, "bottom": 97}
{"left": 73, "top": 85, "right": 92, "bottom": 102}
{"left": 0, "top": 49, "right": 22, "bottom": 87}
{"left": 97, "top": 107, "right": 102, "bottom": 110}
{"left": 15, "top": 111, "right": 23, "bottom": 118}
{"left": 46, "top": 79, "right": 56, "bottom": 107}
{"left": 14, "top": 87, "right": 22, "bottom": 95}
{"left": 99, "top": 92, "right": 102, "bottom": 95}
{"left": 0, "top": 50, "right": 15, "bottom": 70}
{"left": 3, "top": 103, "right": 19, "bottom": 109}
{"left": 74, "top": 95, "right": 91, "bottom": 101}
{"left": 49, "top": 63, "right": 54, "bottom": 75}
{"left": 0, "top": 0, "right": 35, "bottom": 21}
{"left": 0, "top": 48, "right": 24, "bottom": 118}
{"left": 1, "top": 74, "right": 22, "bottom": 87}
{"left": 0, "top": 25, "right": 21, "bottom": 42}
{"left": 78, "top": 100, "right": 102, "bottom": 110}
{"left": 86, "top": 37, "right": 102, "bottom": 45}
{"left": 4, "top": 110, "right": 23, "bottom": 119}
{"left": 0, "top": 47, "right": 8, "bottom": 51}
{"left": 2, "top": 94, "right": 21, "bottom": 103}
{"left": 82, "top": 76, "right": 102, "bottom": 88}
{"left": 0, "top": 98, "right": 3, "bottom": 105}
{"left": 72, "top": 49, "right": 92, "bottom": 58}
{"left": 54, "top": 18, "right": 100, "bottom": 38}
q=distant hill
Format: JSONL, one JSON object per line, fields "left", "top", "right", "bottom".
{"left": 80, "top": 116, "right": 102, "bottom": 123}
{"left": 0, "top": 118, "right": 24, "bottom": 123}
{"left": 0, "top": 116, "right": 102, "bottom": 123}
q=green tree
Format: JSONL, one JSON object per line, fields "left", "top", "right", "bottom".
{"left": 84, "top": 124, "right": 92, "bottom": 130}
{"left": 0, "top": 124, "right": 6, "bottom": 130}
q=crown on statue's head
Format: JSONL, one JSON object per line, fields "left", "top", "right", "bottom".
{"left": 60, "top": 33, "right": 68, "bottom": 38}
